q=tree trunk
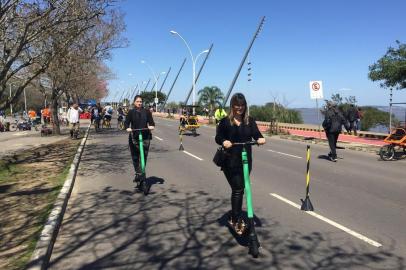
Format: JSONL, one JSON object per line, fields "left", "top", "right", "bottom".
{"left": 51, "top": 91, "right": 61, "bottom": 135}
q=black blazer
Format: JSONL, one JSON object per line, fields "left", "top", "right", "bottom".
{"left": 124, "top": 108, "right": 155, "bottom": 140}
{"left": 215, "top": 116, "right": 263, "bottom": 169}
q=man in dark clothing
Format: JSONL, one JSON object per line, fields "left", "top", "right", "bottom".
{"left": 346, "top": 104, "right": 358, "bottom": 135}
{"left": 125, "top": 95, "right": 155, "bottom": 182}
{"left": 323, "top": 102, "right": 349, "bottom": 162}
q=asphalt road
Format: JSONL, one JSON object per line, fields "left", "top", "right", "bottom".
{"left": 49, "top": 117, "right": 406, "bottom": 270}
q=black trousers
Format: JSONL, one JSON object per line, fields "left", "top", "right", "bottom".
{"left": 349, "top": 121, "right": 357, "bottom": 135}
{"left": 129, "top": 136, "right": 150, "bottom": 173}
{"left": 223, "top": 166, "right": 250, "bottom": 222}
{"left": 326, "top": 132, "right": 340, "bottom": 158}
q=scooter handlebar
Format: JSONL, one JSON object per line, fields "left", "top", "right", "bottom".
{"left": 232, "top": 141, "right": 258, "bottom": 146}
{"left": 130, "top": 128, "right": 150, "bottom": 131}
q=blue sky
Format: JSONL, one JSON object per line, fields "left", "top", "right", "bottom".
{"left": 105, "top": 0, "right": 406, "bottom": 108}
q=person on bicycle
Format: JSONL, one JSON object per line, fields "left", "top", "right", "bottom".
{"left": 103, "top": 103, "right": 114, "bottom": 125}
{"left": 125, "top": 95, "right": 155, "bottom": 182}
{"left": 91, "top": 103, "right": 102, "bottom": 128}
{"left": 215, "top": 93, "right": 265, "bottom": 234}
{"left": 215, "top": 105, "right": 227, "bottom": 125}
{"left": 117, "top": 107, "right": 125, "bottom": 122}
{"left": 67, "top": 103, "right": 82, "bottom": 139}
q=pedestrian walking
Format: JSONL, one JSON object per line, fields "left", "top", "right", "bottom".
{"left": 67, "top": 104, "right": 82, "bottom": 139}
{"left": 323, "top": 102, "right": 350, "bottom": 162}
{"left": 346, "top": 104, "right": 358, "bottom": 135}
{"left": 356, "top": 107, "right": 363, "bottom": 131}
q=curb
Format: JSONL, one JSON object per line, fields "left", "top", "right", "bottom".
{"left": 26, "top": 124, "right": 91, "bottom": 270}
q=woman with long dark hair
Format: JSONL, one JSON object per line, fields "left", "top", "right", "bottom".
{"left": 215, "top": 93, "right": 266, "bottom": 234}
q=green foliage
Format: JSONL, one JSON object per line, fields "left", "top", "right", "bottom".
{"left": 139, "top": 91, "right": 166, "bottom": 107}
{"left": 360, "top": 106, "right": 397, "bottom": 131}
{"left": 368, "top": 40, "right": 406, "bottom": 90}
{"left": 249, "top": 103, "right": 303, "bottom": 123}
{"left": 323, "top": 93, "right": 397, "bottom": 131}
{"left": 197, "top": 86, "right": 224, "bottom": 118}
{"left": 331, "top": 93, "right": 343, "bottom": 105}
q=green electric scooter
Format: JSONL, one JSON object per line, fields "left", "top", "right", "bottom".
{"left": 131, "top": 128, "right": 150, "bottom": 195}
{"left": 232, "top": 141, "right": 260, "bottom": 258}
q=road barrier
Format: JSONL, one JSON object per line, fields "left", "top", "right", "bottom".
{"left": 300, "top": 145, "right": 314, "bottom": 211}
{"left": 179, "top": 130, "right": 184, "bottom": 151}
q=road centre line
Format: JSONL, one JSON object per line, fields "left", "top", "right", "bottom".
{"left": 269, "top": 193, "right": 382, "bottom": 247}
{"left": 183, "top": 151, "right": 204, "bottom": 161}
{"left": 267, "top": 149, "right": 302, "bottom": 159}
{"left": 154, "top": 136, "right": 163, "bottom": 141}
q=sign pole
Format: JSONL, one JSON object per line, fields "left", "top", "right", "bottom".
{"left": 316, "top": 98, "right": 321, "bottom": 139}
{"left": 309, "top": 80, "right": 323, "bottom": 139}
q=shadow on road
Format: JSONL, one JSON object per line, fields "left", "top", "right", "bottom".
{"left": 47, "top": 184, "right": 404, "bottom": 270}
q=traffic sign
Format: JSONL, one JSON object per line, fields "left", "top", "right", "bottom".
{"left": 154, "top": 97, "right": 159, "bottom": 104}
{"left": 309, "top": 81, "right": 323, "bottom": 99}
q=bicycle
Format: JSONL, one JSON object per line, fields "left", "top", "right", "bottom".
{"left": 117, "top": 115, "right": 125, "bottom": 130}
{"left": 9, "top": 120, "right": 18, "bottom": 131}
{"left": 102, "top": 117, "right": 111, "bottom": 129}
{"left": 231, "top": 141, "right": 261, "bottom": 258}
{"left": 131, "top": 128, "right": 150, "bottom": 195}
{"left": 94, "top": 116, "right": 101, "bottom": 132}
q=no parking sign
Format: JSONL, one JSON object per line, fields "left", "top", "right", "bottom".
{"left": 309, "top": 81, "right": 323, "bottom": 99}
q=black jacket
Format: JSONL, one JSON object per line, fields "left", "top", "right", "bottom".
{"left": 124, "top": 108, "right": 155, "bottom": 140}
{"left": 324, "top": 108, "right": 349, "bottom": 133}
{"left": 346, "top": 106, "right": 358, "bottom": 122}
{"left": 215, "top": 116, "right": 263, "bottom": 170}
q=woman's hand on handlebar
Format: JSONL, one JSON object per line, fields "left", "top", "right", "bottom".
{"left": 257, "top": 137, "right": 266, "bottom": 145}
{"left": 223, "top": 140, "right": 232, "bottom": 149}
{"left": 148, "top": 125, "right": 155, "bottom": 130}
{"left": 126, "top": 128, "right": 132, "bottom": 132}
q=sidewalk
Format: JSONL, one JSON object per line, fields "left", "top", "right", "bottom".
{"left": 282, "top": 129, "right": 386, "bottom": 147}
{"left": 0, "top": 119, "right": 90, "bottom": 159}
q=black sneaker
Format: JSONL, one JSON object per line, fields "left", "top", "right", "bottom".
{"left": 329, "top": 156, "right": 337, "bottom": 162}
{"left": 133, "top": 173, "right": 141, "bottom": 183}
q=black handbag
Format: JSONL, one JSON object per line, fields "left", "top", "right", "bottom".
{"left": 213, "top": 147, "right": 226, "bottom": 167}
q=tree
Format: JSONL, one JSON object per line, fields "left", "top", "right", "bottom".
{"left": 0, "top": 0, "right": 111, "bottom": 110}
{"left": 139, "top": 91, "right": 166, "bottom": 108}
{"left": 249, "top": 103, "right": 303, "bottom": 123}
{"left": 369, "top": 40, "right": 406, "bottom": 90}
{"left": 197, "top": 86, "right": 224, "bottom": 121}
{"left": 39, "top": 3, "right": 126, "bottom": 134}
{"left": 360, "top": 107, "right": 397, "bottom": 131}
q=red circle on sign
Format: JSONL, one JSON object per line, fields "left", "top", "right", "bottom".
{"left": 312, "top": 82, "right": 320, "bottom": 91}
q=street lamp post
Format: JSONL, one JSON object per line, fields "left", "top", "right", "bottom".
{"left": 141, "top": 60, "right": 165, "bottom": 112}
{"left": 170, "top": 30, "right": 209, "bottom": 115}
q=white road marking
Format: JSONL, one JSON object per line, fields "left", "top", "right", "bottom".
{"left": 267, "top": 149, "right": 302, "bottom": 159}
{"left": 154, "top": 136, "right": 163, "bottom": 141}
{"left": 270, "top": 193, "right": 382, "bottom": 247}
{"left": 183, "top": 151, "right": 203, "bottom": 161}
